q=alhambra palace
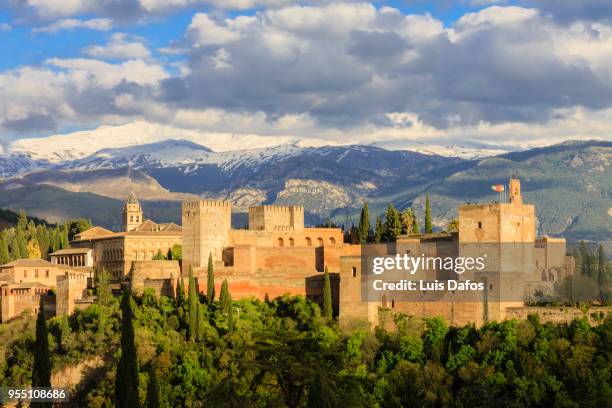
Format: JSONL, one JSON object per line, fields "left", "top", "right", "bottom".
{"left": 0, "top": 177, "right": 603, "bottom": 326}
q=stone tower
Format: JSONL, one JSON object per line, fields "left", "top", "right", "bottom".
{"left": 122, "top": 192, "right": 143, "bottom": 232}
{"left": 509, "top": 177, "right": 522, "bottom": 205}
{"left": 181, "top": 200, "right": 232, "bottom": 275}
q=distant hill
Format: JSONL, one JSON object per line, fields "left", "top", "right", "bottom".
{"left": 0, "top": 139, "right": 609, "bottom": 241}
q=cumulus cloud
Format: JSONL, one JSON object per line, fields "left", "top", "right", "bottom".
{"left": 2, "top": 2, "right": 612, "bottom": 150}
{"left": 33, "top": 18, "right": 112, "bottom": 34}
{"left": 83, "top": 33, "right": 151, "bottom": 60}
{"left": 157, "top": 3, "right": 612, "bottom": 131}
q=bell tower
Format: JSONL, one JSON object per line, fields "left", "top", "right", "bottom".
{"left": 122, "top": 191, "right": 143, "bottom": 231}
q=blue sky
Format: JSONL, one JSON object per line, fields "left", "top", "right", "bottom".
{"left": 1, "top": 0, "right": 611, "bottom": 152}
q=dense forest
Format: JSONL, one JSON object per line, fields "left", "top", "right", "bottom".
{"left": 0, "top": 209, "right": 91, "bottom": 264}
{"left": 1, "top": 274, "right": 611, "bottom": 407}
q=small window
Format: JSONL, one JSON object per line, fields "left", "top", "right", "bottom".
{"left": 289, "top": 238, "right": 294, "bottom": 247}
{"left": 329, "top": 237, "right": 336, "bottom": 245}
{"left": 278, "top": 237, "right": 284, "bottom": 247}
{"left": 136, "top": 216, "right": 139, "bottom": 222}
{"left": 24, "top": 270, "right": 28, "bottom": 278}
{"left": 317, "top": 237, "right": 324, "bottom": 247}
{"left": 391, "top": 300, "right": 395, "bottom": 308}
{"left": 130, "top": 215, "right": 134, "bottom": 222}
{"left": 478, "top": 222, "right": 482, "bottom": 228}
{"left": 352, "top": 266, "right": 357, "bottom": 278}
{"left": 306, "top": 237, "right": 312, "bottom": 246}
{"left": 34, "top": 269, "right": 39, "bottom": 278}
{"left": 489, "top": 284, "right": 493, "bottom": 290}
{"left": 45, "top": 270, "right": 49, "bottom": 278}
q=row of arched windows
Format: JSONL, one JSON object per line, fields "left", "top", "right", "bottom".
{"left": 277, "top": 236, "right": 336, "bottom": 247}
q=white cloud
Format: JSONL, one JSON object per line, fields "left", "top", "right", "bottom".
{"left": 33, "top": 18, "right": 112, "bottom": 34}
{"left": 83, "top": 33, "right": 151, "bottom": 60}
{"left": 45, "top": 58, "right": 168, "bottom": 87}
{"left": 3, "top": 2, "right": 612, "bottom": 150}
{"left": 187, "top": 14, "right": 241, "bottom": 46}
{"left": 0, "top": 23, "right": 12, "bottom": 32}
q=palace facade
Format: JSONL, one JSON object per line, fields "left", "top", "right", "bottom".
{"left": 70, "top": 192, "right": 181, "bottom": 278}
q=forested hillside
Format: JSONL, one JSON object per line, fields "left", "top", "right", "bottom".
{"left": 1, "top": 283, "right": 610, "bottom": 407}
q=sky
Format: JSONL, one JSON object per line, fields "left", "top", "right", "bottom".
{"left": 1, "top": 0, "right": 612, "bottom": 153}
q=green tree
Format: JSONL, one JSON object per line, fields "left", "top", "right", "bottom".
{"left": 32, "top": 297, "right": 51, "bottom": 397}
{"left": 170, "top": 243, "right": 182, "bottom": 261}
{"left": 220, "top": 279, "right": 231, "bottom": 315}
{"left": 323, "top": 266, "right": 333, "bottom": 319}
{"left": 446, "top": 218, "right": 459, "bottom": 233}
{"left": 401, "top": 208, "right": 414, "bottom": 234}
{"left": 0, "top": 234, "right": 10, "bottom": 264}
{"left": 146, "top": 368, "right": 161, "bottom": 408}
{"left": 597, "top": 244, "right": 608, "bottom": 295}
{"left": 207, "top": 253, "right": 215, "bottom": 303}
{"left": 152, "top": 249, "right": 166, "bottom": 260}
{"left": 187, "top": 267, "right": 198, "bottom": 341}
{"left": 176, "top": 277, "right": 186, "bottom": 307}
{"left": 96, "top": 268, "right": 114, "bottom": 308}
{"left": 412, "top": 211, "right": 419, "bottom": 235}
{"left": 424, "top": 193, "right": 433, "bottom": 233}
{"left": 307, "top": 373, "right": 331, "bottom": 408}
{"left": 115, "top": 291, "right": 139, "bottom": 408}
{"left": 383, "top": 204, "right": 402, "bottom": 242}
{"left": 358, "top": 202, "right": 370, "bottom": 244}
{"left": 68, "top": 219, "right": 92, "bottom": 241}
{"left": 374, "top": 217, "right": 384, "bottom": 243}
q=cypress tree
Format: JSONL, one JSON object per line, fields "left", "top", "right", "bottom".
{"left": 207, "top": 253, "right": 215, "bottom": 303}
{"left": 424, "top": 193, "right": 433, "bottom": 233}
{"left": 32, "top": 297, "right": 51, "bottom": 398}
{"left": 15, "top": 229, "right": 27, "bottom": 259}
{"left": 115, "top": 291, "right": 139, "bottom": 408}
{"left": 412, "top": 211, "right": 419, "bottom": 235}
{"left": 374, "top": 217, "right": 383, "bottom": 243}
{"left": 323, "top": 266, "right": 333, "bottom": 319}
{"left": 146, "top": 368, "right": 161, "bottom": 408}
{"left": 358, "top": 202, "right": 370, "bottom": 244}
{"left": 307, "top": 373, "right": 330, "bottom": 408}
{"left": 176, "top": 277, "right": 186, "bottom": 308}
{"left": 220, "top": 279, "right": 231, "bottom": 314}
{"left": 187, "top": 267, "right": 198, "bottom": 341}
{"left": 0, "top": 234, "right": 9, "bottom": 264}
{"left": 196, "top": 302, "right": 207, "bottom": 341}
{"left": 597, "top": 245, "right": 608, "bottom": 294}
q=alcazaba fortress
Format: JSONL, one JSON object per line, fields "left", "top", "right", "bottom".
{"left": 1, "top": 177, "right": 608, "bottom": 326}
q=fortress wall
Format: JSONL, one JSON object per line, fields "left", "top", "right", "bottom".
{"left": 56, "top": 271, "right": 88, "bottom": 316}
{"left": 506, "top": 306, "right": 612, "bottom": 325}
{"left": 130, "top": 260, "right": 180, "bottom": 295}
{"left": 248, "top": 205, "right": 305, "bottom": 231}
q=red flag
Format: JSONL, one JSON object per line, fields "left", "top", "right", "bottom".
{"left": 491, "top": 184, "right": 504, "bottom": 193}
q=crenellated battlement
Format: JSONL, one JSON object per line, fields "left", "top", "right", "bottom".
{"left": 183, "top": 200, "right": 232, "bottom": 209}
{"left": 249, "top": 205, "right": 304, "bottom": 213}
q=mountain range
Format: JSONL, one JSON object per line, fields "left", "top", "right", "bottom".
{"left": 0, "top": 133, "right": 609, "bottom": 241}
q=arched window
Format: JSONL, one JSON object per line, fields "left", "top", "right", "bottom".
{"left": 306, "top": 237, "right": 312, "bottom": 246}
{"left": 329, "top": 237, "right": 336, "bottom": 245}
{"left": 317, "top": 237, "right": 324, "bottom": 247}
{"left": 352, "top": 266, "right": 357, "bottom": 278}
{"left": 278, "top": 237, "right": 284, "bottom": 247}
{"left": 130, "top": 215, "right": 134, "bottom": 222}
{"left": 289, "top": 238, "right": 294, "bottom": 247}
